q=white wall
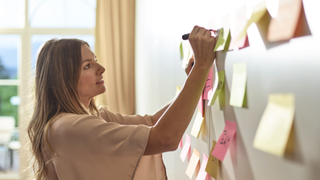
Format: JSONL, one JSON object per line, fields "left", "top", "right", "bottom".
{"left": 135, "top": 0, "right": 320, "bottom": 179}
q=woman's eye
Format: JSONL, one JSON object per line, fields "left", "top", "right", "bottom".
{"left": 84, "top": 63, "right": 90, "bottom": 69}
{"left": 95, "top": 59, "right": 98, "bottom": 62}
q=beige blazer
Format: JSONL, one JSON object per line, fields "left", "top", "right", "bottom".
{"left": 43, "top": 109, "right": 167, "bottom": 180}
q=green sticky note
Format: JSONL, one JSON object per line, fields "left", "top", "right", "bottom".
{"left": 208, "top": 70, "right": 225, "bottom": 106}
{"left": 179, "top": 41, "right": 183, "bottom": 60}
{"left": 215, "top": 14, "right": 232, "bottom": 51}
{"left": 214, "top": 28, "right": 225, "bottom": 52}
{"left": 230, "top": 62, "right": 247, "bottom": 107}
{"left": 237, "top": 1, "right": 267, "bottom": 41}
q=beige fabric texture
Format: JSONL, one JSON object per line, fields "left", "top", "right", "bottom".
{"left": 95, "top": 0, "right": 136, "bottom": 115}
{"left": 43, "top": 109, "right": 167, "bottom": 180}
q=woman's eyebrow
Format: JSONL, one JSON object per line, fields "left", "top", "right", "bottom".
{"left": 82, "top": 59, "right": 92, "bottom": 63}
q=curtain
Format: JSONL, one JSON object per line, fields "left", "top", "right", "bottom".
{"left": 95, "top": 0, "right": 136, "bottom": 115}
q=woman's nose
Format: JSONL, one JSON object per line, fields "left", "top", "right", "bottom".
{"left": 97, "top": 64, "right": 105, "bottom": 75}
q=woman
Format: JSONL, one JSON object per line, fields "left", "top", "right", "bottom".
{"left": 27, "top": 26, "right": 216, "bottom": 180}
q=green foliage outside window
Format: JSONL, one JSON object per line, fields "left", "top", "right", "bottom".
{"left": 0, "top": 57, "right": 19, "bottom": 126}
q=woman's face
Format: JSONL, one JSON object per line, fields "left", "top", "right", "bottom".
{"left": 78, "top": 44, "right": 106, "bottom": 107}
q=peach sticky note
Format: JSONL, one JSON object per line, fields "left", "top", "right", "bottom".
{"left": 186, "top": 148, "right": 200, "bottom": 179}
{"left": 229, "top": 5, "right": 250, "bottom": 50}
{"left": 212, "top": 120, "right": 237, "bottom": 161}
{"left": 180, "top": 134, "right": 191, "bottom": 162}
{"left": 203, "top": 67, "right": 214, "bottom": 100}
{"left": 230, "top": 62, "right": 247, "bottom": 108}
{"left": 191, "top": 111, "right": 205, "bottom": 138}
{"left": 214, "top": 14, "right": 231, "bottom": 51}
{"left": 267, "top": 0, "right": 302, "bottom": 42}
{"left": 208, "top": 70, "right": 225, "bottom": 106}
{"left": 196, "top": 153, "right": 210, "bottom": 180}
{"left": 237, "top": 1, "right": 268, "bottom": 42}
{"left": 253, "top": 93, "right": 295, "bottom": 156}
{"left": 206, "top": 140, "right": 220, "bottom": 179}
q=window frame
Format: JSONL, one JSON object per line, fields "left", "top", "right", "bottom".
{"left": 0, "top": 0, "right": 95, "bottom": 132}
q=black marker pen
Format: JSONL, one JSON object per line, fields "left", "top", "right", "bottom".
{"left": 182, "top": 29, "right": 219, "bottom": 40}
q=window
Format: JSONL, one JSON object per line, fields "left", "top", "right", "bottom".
{"left": 0, "top": 0, "right": 96, "bottom": 176}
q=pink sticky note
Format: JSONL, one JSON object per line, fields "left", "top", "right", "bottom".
{"left": 212, "top": 120, "right": 237, "bottom": 161}
{"left": 180, "top": 134, "right": 191, "bottom": 162}
{"left": 203, "top": 67, "right": 213, "bottom": 100}
{"left": 198, "top": 93, "right": 204, "bottom": 117}
{"left": 229, "top": 5, "right": 250, "bottom": 50}
{"left": 195, "top": 153, "right": 210, "bottom": 180}
{"left": 178, "top": 137, "right": 183, "bottom": 149}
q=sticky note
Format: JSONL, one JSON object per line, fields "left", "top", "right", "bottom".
{"left": 178, "top": 137, "right": 183, "bottom": 149}
{"left": 230, "top": 62, "right": 247, "bottom": 108}
{"left": 267, "top": 0, "right": 302, "bottom": 42}
{"left": 212, "top": 120, "right": 237, "bottom": 161}
{"left": 253, "top": 93, "right": 295, "bottom": 156}
{"left": 180, "top": 41, "right": 184, "bottom": 59}
{"left": 180, "top": 134, "right": 191, "bottom": 162}
{"left": 182, "top": 42, "right": 192, "bottom": 68}
{"left": 205, "top": 140, "right": 220, "bottom": 179}
{"left": 186, "top": 148, "right": 200, "bottom": 179}
{"left": 191, "top": 111, "right": 205, "bottom": 138}
{"left": 215, "top": 14, "right": 231, "bottom": 51}
{"left": 208, "top": 70, "right": 225, "bottom": 106}
{"left": 198, "top": 93, "right": 205, "bottom": 117}
{"left": 175, "top": 86, "right": 182, "bottom": 99}
{"left": 196, "top": 153, "right": 209, "bottom": 180}
{"left": 237, "top": 1, "right": 268, "bottom": 42}
{"left": 203, "top": 67, "right": 214, "bottom": 100}
{"left": 229, "top": 5, "right": 250, "bottom": 50}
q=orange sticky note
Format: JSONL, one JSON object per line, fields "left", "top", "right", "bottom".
{"left": 180, "top": 134, "right": 191, "bottom": 162}
{"left": 186, "top": 148, "right": 200, "bottom": 179}
{"left": 267, "top": 0, "right": 303, "bottom": 42}
{"left": 212, "top": 120, "right": 237, "bottom": 161}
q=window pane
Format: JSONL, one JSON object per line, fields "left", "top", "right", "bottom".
{"left": 0, "top": 85, "right": 18, "bottom": 127}
{"left": 0, "top": 35, "right": 20, "bottom": 80}
{"left": 0, "top": 0, "right": 25, "bottom": 28}
{"left": 29, "top": 0, "right": 96, "bottom": 28}
{"left": 31, "top": 34, "right": 95, "bottom": 70}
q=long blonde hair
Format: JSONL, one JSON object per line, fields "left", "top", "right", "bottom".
{"left": 27, "top": 38, "right": 100, "bottom": 180}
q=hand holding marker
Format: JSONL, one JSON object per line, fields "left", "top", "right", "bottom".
{"left": 182, "top": 29, "right": 220, "bottom": 67}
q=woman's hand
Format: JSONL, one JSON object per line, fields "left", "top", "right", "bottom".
{"left": 188, "top": 26, "right": 216, "bottom": 69}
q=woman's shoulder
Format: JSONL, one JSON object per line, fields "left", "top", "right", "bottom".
{"left": 51, "top": 113, "right": 105, "bottom": 133}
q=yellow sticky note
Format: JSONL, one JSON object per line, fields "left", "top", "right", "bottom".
{"left": 253, "top": 93, "right": 295, "bottom": 156}
{"left": 230, "top": 62, "right": 247, "bottom": 107}
{"left": 191, "top": 112, "right": 205, "bottom": 138}
{"left": 175, "top": 86, "right": 182, "bottom": 99}
{"left": 214, "top": 14, "right": 231, "bottom": 51}
{"left": 181, "top": 42, "right": 192, "bottom": 68}
{"left": 237, "top": 1, "right": 267, "bottom": 41}
{"left": 186, "top": 148, "right": 200, "bottom": 179}
{"left": 205, "top": 140, "right": 220, "bottom": 179}
{"left": 208, "top": 70, "right": 225, "bottom": 106}
{"left": 179, "top": 41, "right": 184, "bottom": 60}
